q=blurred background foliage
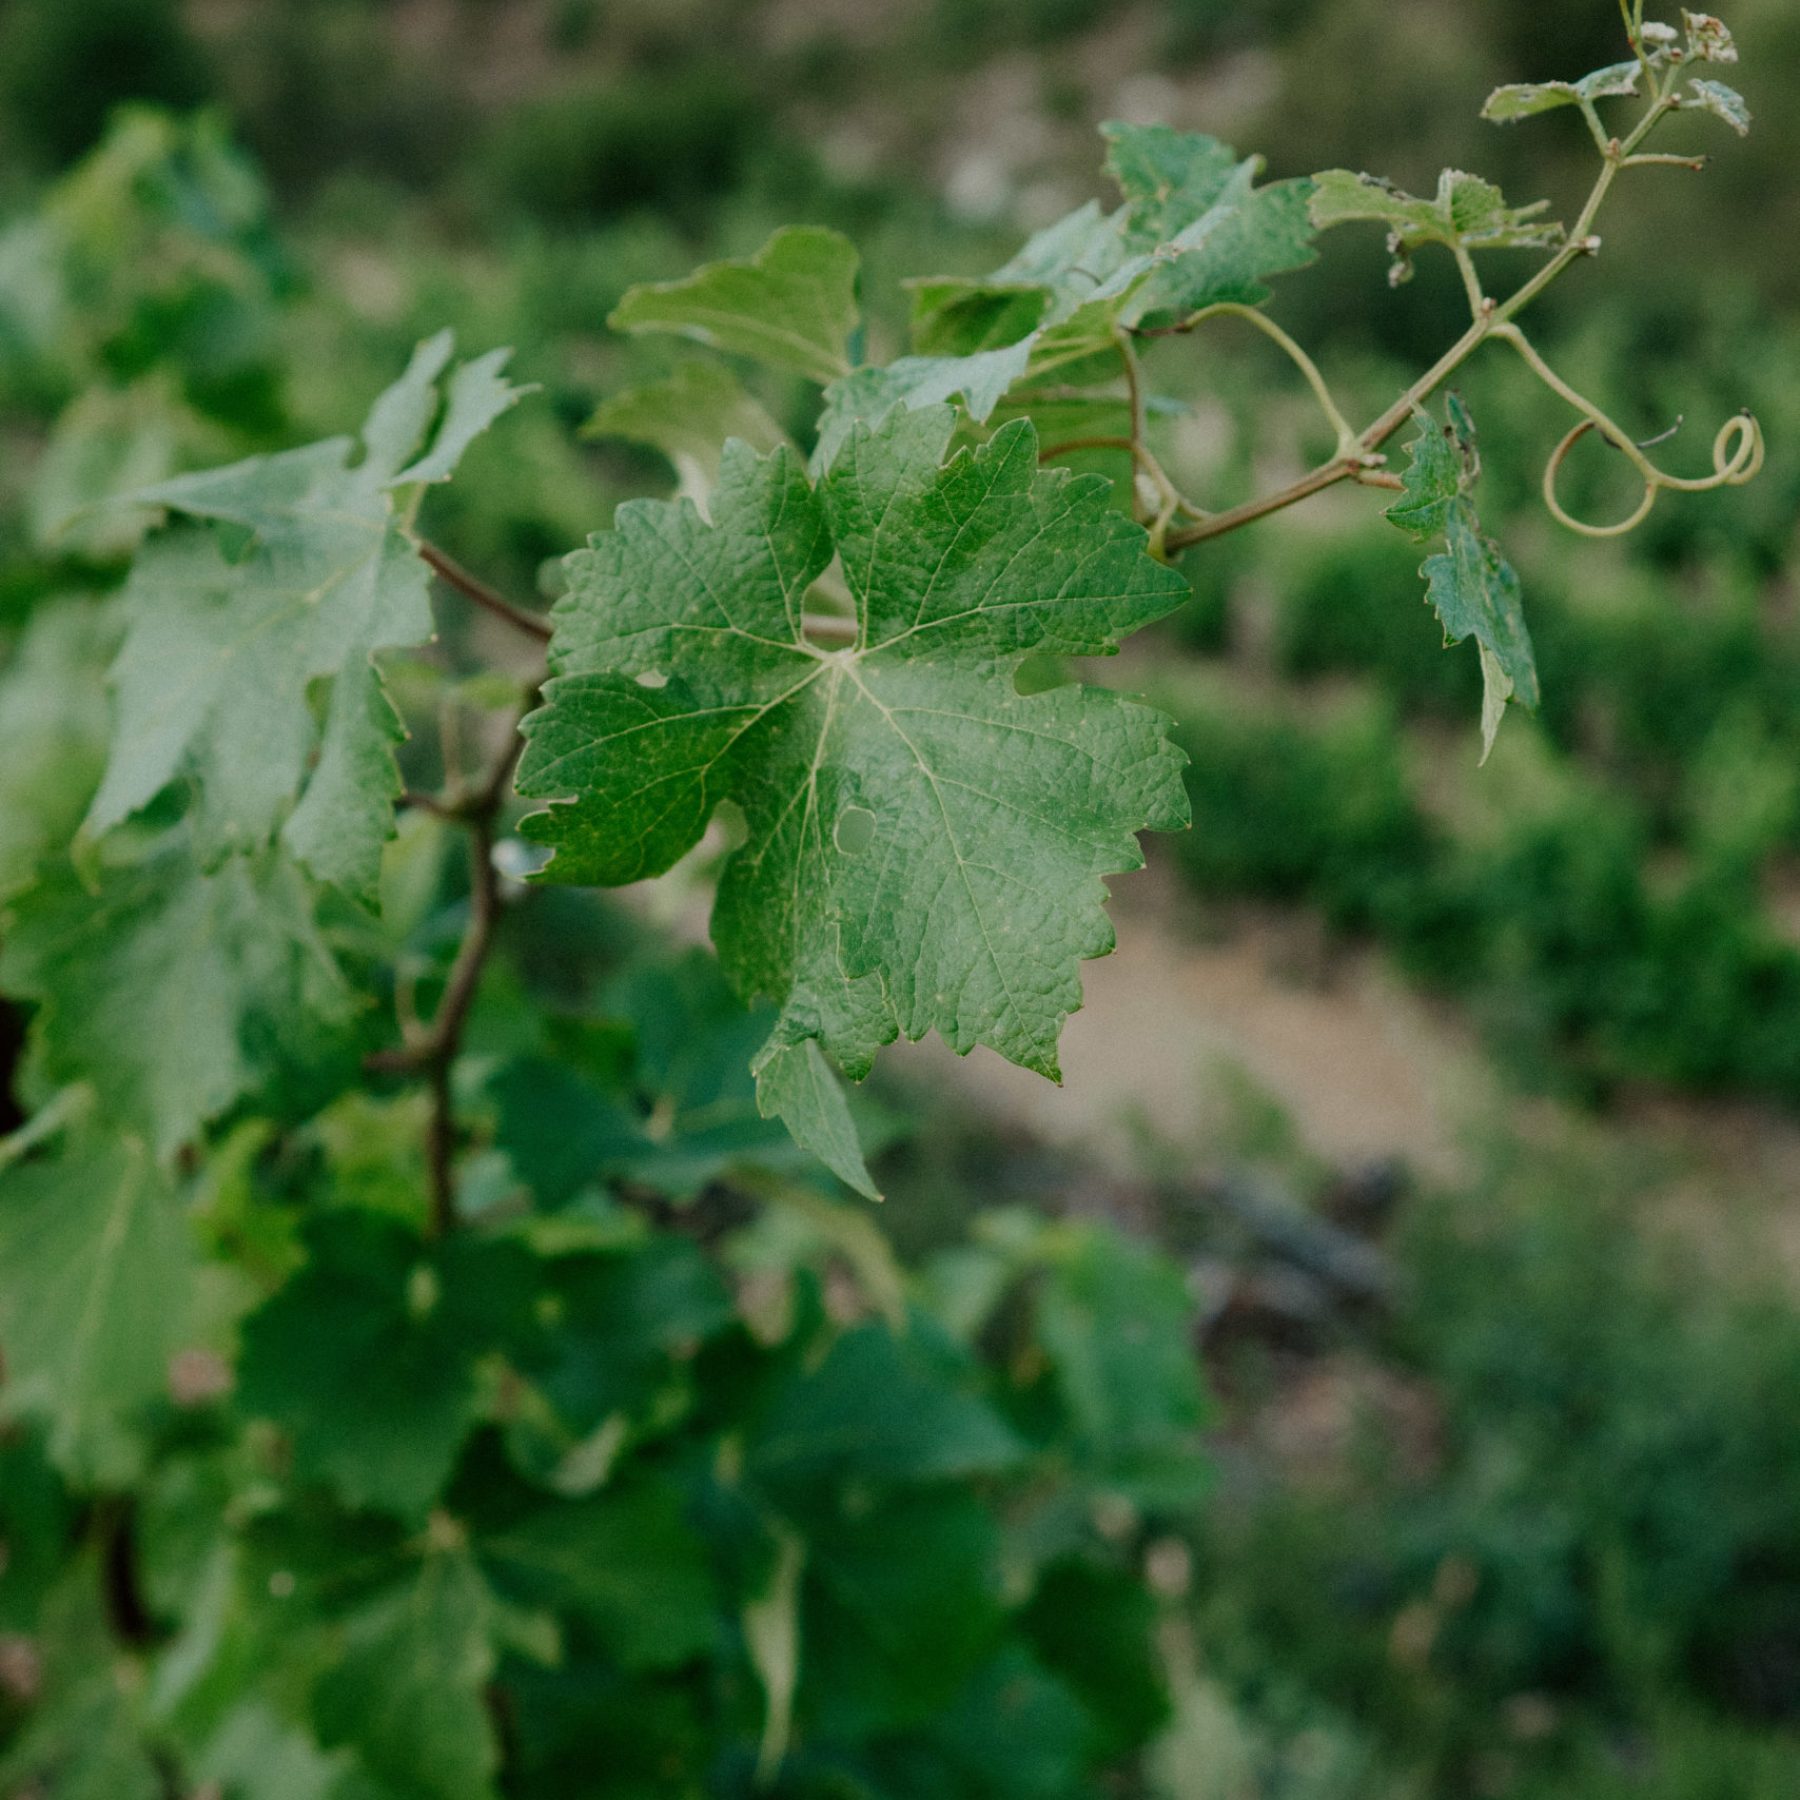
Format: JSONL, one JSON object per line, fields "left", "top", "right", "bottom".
{"left": 1, "top": 0, "right": 1799, "bottom": 1796}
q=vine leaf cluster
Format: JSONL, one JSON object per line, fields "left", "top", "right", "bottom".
{"left": 0, "top": 6, "right": 1766, "bottom": 1226}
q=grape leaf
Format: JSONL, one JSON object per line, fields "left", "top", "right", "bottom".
{"left": 0, "top": 1124, "right": 195, "bottom": 1483}
{"left": 312, "top": 1547, "right": 502, "bottom": 1800}
{"left": 1681, "top": 9, "right": 1737, "bottom": 62}
{"left": 237, "top": 1210, "right": 544, "bottom": 1517}
{"left": 1384, "top": 398, "right": 1475, "bottom": 540}
{"left": 518, "top": 1237, "right": 734, "bottom": 1436}
{"left": 84, "top": 330, "right": 529, "bottom": 903}
{"left": 1684, "top": 77, "right": 1751, "bottom": 134}
{"left": 480, "top": 1480, "right": 718, "bottom": 1671}
{"left": 816, "top": 126, "right": 1315, "bottom": 459}
{"left": 1482, "top": 61, "right": 1641, "bottom": 123}
{"left": 1310, "top": 168, "right": 1562, "bottom": 283}
{"left": 1425, "top": 505, "right": 1539, "bottom": 762}
{"left": 801, "top": 1489, "right": 1005, "bottom": 1735}
{"left": 607, "top": 226, "right": 860, "bottom": 385}
{"left": 0, "top": 598, "right": 115, "bottom": 898}
{"left": 1384, "top": 402, "right": 1537, "bottom": 762}
{"left": 1032, "top": 1225, "right": 1211, "bottom": 1501}
{"left": 746, "top": 1320, "right": 1025, "bottom": 1495}
{"left": 583, "top": 360, "right": 787, "bottom": 506}
{"left": 813, "top": 342, "right": 1036, "bottom": 473}
{"left": 514, "top": 404, "right": 1190, "bottom": 1165}
{"left": 0, "top": 831, "right": 357, "bottom": 1160}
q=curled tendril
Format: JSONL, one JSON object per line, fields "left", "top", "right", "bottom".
{"left": 1493, "top": 321, "right": 1763, "bottom": 539}
{"left": 1541, "top": 409, "right": 1764, "bottom": 539}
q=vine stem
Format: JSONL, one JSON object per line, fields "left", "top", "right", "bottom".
{"left": 1162, "top": 76, "right": 1684, "bottom": 557}
{"left": 417, "top": 539, "right": 552, "bottom": 642}
{"left": 1162, "top": 310, "right": 1494, "bottom": 552}
{"left": 373, "top": 641, "right": 533, "bottom": 1231}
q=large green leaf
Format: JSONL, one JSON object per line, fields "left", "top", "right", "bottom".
{"left": 516, "top": 405, "right": 1189, "bottom": 1171}
{"left": 312, "top": 1548, "right": 502, "bottom": 1800}
{"left": 237, "top": 1211, "right": 544, "bottom": 1516}
{"left": 0, "top": 1124, "right": 196, "bottom": 1483}
{"left": 1, "top": 831, "right": 357, "bottom": 1160}
{"left": 481, "top": 1479, "right": 719, "bottom": 1671}
{"left": 84, "top": 331, "right": 528, "bottom": 901}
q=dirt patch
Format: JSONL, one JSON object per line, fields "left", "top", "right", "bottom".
{"left": 886, "top": 860, "right": 1494, "bottom": 1185}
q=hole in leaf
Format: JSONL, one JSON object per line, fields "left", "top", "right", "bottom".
{"left": 1013, "top": 652, "right": 1069, "bottom": 696}
{"left": 635, "top": 669, "right": 670, "bottom": 689}
{"left": 834, "top": 805, "right": 876, "bottom": 856}
{"left": 712, "top": 798, "right": 750, "bottom": 852}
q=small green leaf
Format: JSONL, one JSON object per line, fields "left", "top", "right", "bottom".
{"left": 607, "top": 226, "right": 860, "bottom": 385}
{"left": 1385, "top": 404, "right": 1473, "bottom": 540}
{"left": 1684, "top": 77, "right": 1751, "bottom": 134}
{"left": 312, "top": 1548, "right": 502, "bottom": 1800}
{"left": 821, "top": 128, "right": 1315, "bottom": 453}
{"left": 0, "top": 1124, "right": 196, "bottom": 1483}
{"left": 1482, "top": 61, "right": 1640, "bottom": 122}
{"left": 583, "top": 360, "right": 787, "bottom": 506}
{"left": 0, "top": 599, "right": 115, "bottom": 899}
{"left": 1422, "top": 502, "right": 1539, "bottom": 762}
{"left": 753, "top": 1035, "right": 880, "bottom": 1199}
{"left": 812, "top": 341, "right": 1035, "bottom": 469}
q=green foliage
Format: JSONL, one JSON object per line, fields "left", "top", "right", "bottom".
{"left": 1195, "top": 1159, "right": 1800, "bottom": 1792}
{"left": 517, "top": 405, "right": 1190, "bottom": 1174}
{"left": 85, "top": 331, "right": 527, "bottom": 898}
{"left": 1390, "top": 400, "right": 1539, "bottom": 761}
{"left": 0, "top": 11, "right": 1779, "bottom": 1795}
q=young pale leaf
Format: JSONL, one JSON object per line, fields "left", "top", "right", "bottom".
{"left": 607, "top": 226, "right": 860, "bottom": 385}
{"left": 0, "top": 599, "right": 114, "bottom": 899}
{"left": 819, "top": 127, "right": 1314, "bottom": 457}
{"left": 237, "top": 1211, "right": 543, "bottom": 1517}
{"left": 1382, "top": 397, "right": 1535, "bottom": 761}
{"left": 583, "top": 360, "right": 787, "bottom": 507}
{"left": 0, "top": 833, "right": 357, "bottom": 1160}
{"left": 1683, "top": 77, "right": 1751, "bottom": 134}
{"left": 515, "top": 405, "right": 1190, "bottom": 1161}
{"left": 1682, "top": 9, "right": 1737, "bottom": 61}
{"left": 0, "top": 1125, "right": 195, "bottom": 1484}
{"left": 1482, "top": 60, "right": 1641, "bottom": 122}
{"left": 312, "top": 1548, "right": 502, "bottom": 1800}
{"left": 84, "top": 331, "right": 529, "bottom": 902}
{"left": 1310, "top": 168, "right": 1561, "bottom": 282}
{"left": 1423, "top": 503, "right": 1539, "bottom": 762}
